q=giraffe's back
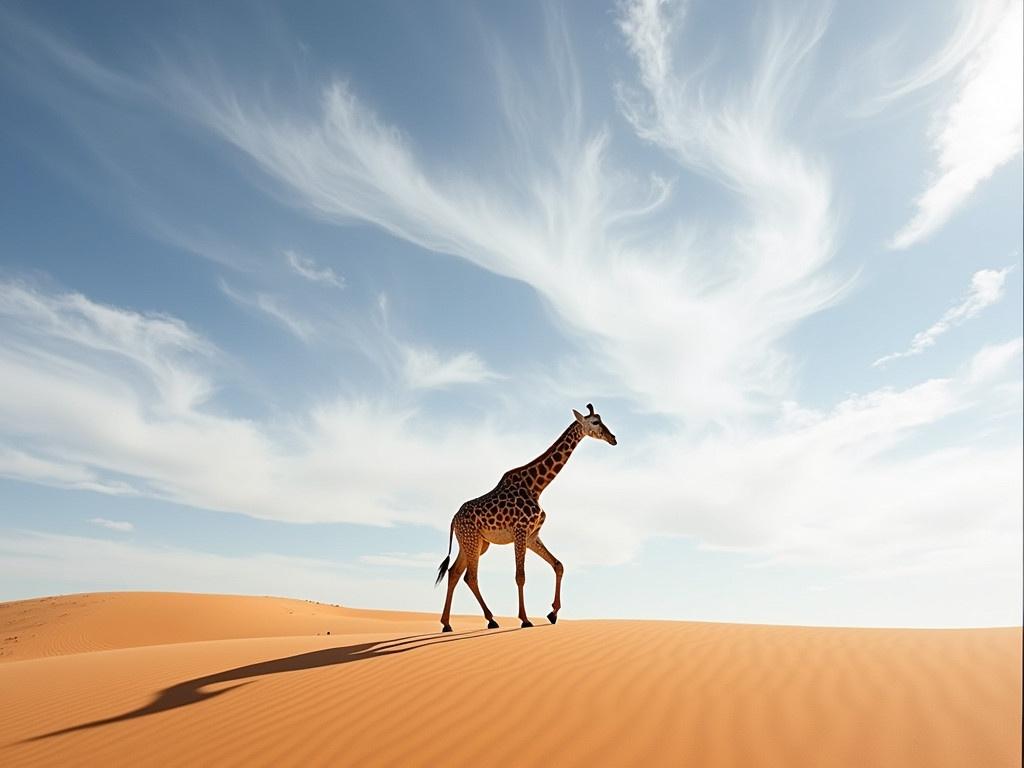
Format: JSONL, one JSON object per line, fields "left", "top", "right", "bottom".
{"left": 456, "top": 476, "right": 543, "bottom": 545}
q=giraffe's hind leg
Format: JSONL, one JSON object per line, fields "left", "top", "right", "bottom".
{"left": 440, "top": 549, "right": 467, "bottom": 632}
{"left": 528, "top": 536, "right": 564, "bottom": 624}
{"left": 464, "top": 537, "right": 499, "bottom": 629}
{"left": 476, "top": 541, "right": 498, "bottom": 628}
{"left": 514, "top": 528, "right": 532, "bottom": 628}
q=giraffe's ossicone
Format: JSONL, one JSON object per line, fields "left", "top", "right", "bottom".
{"left": 436, "top": 404, "right": 617, "bottom": 632}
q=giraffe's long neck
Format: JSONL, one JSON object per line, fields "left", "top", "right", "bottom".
{"left": 514, "top": 421, "right": 585, "bottom": 496}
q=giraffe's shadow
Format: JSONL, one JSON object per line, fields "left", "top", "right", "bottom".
{"left": 22, "top": 627, "right": 516, "bottom": 744}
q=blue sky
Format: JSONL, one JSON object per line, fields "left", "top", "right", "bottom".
{"left": 0, "top": 0, "right": 1021, "bottom": 627}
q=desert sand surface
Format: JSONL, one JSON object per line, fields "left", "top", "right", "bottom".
{"left": 0, "top": 592, "right": 451, "bottom": 663}
{"left": 0, "top": 593, "right": 1019, "bottom": 767}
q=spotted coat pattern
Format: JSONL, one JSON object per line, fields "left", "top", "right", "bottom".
{"left": 453, "top": 421, "right": 583, "bottom": 546}
{"left": 438, "top": 407, "right": 616, "bottom": 631}
{"left": 438, "top": 421, "right": 586, "bottom": 631}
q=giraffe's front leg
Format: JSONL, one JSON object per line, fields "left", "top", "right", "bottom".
{"left": 514, "top": 528, "right": 532, "bottom": 628}
{"left": 528, "top": 536, "right": 563, "bottom": 624}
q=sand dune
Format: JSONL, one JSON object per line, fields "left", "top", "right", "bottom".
{"left": 0, "top": 593, "right": 1019, "bottom": 767}
{"left": 0, "top": 592, "right": 466, "bottom": 663}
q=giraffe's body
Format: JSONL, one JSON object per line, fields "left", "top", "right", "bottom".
{"left": 437, "top": 406, "right": 616, "bottom": 631}
{"left": 456, "top": 424, "right": 574, "bottom": 544}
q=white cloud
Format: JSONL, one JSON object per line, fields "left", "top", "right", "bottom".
{"left": 218, "top": 278, "right": 316, "bottom": 342}
{"left": 0, "top": 446, "right": 134, "bottom": 495}
{"left": 543, "top": 339, "right": 1023, "bottom": 579}
{"left": 967, "top": 337, "right": 1024, "bottom": 385}
{"left": 873, "top": 266, "right": 1013, "bottom": 366}
{"left": 0, "top": 5, "right": 1020, "bottom": 624}
{"left": 400, "top": 346, "right": 500, "bottom": 390}
{"left": 371, "top": 291, "right": 500, "bottom": 391}
{"left": 0, "top": 278, "right": 1020, "bottom": 602}
{"left": 874, "top": 1, "right": 1012, "bottom": 105}
{"left": 168, "top": 0, "right": 843, "bottom": 422}
{"left": 285, "top": 249, "right": 345, "bottom": 288}
{"left": 890, "top": 0, "right": 1023, "bottom": 249}
{"left": 0, "top": 277, "right": 213, "bottom": 414}
{"left": 88, "top": 517, "right": 134, "bottom": 532}
{"left": 0, "top": 279, "right": 534, "bottom": 530}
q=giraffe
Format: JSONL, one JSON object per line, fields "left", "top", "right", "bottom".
{"left": 436, "top": 403, "right": 617, "bottom": 632}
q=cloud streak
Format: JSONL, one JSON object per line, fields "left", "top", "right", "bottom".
{"left": 88, "top": 517, "right": 135, "bottom": 532}
{"left": 165, "top": 0, "right": 845, "bottom": 422}
{"left": 0, "top": 4, "right": 1020, "bottom": 625}
{"left": 545, "top": 338, "right": 1023, "bottom": 582}
{"left": 0, "top": 279, "right": 535, "bottom": 530}
{"left": 890, "top": 0, "right": 1023, "bottom": 249}
{"left": 285, "top": 250, "right": 345, "bottom": 288}
{"left": 2, "top": 279, "right": 1019, "bottom": 586}
{"left": 873, "top": 266, "right": 1013, "bottom": 366}
{"left": 874, "top": 1, "right": 1013, "bottom": 105}
{"left": 372, "top": 292, "right": 501, "bottom": 391}
{"left": 400, "top": 346, "right": 500, "bottom": 390}
{"left": 218, "top": 278, "right": 316, "bottom": 342}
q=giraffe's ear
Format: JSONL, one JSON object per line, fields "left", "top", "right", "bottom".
{"left": 572, "top": 409, "right": 586, "bottom": 424}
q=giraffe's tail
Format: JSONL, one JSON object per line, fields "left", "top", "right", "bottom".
{"left": 434, "top": 520, "right": 455, "bottom": 587}
{"left": 434, "top": 555, "right": 450, "bottom": 587}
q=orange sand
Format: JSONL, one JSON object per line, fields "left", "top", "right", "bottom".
{"left": 0, "top": 592, "right": 1019, "bottom": 767}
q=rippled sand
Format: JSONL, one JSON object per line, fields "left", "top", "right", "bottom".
{"left": 1, "top": 592, "right": 1019, "bottom": 767}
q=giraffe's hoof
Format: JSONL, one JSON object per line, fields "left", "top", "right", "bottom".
{"left": 547, "top": 611, "right": 558, "bottom": 625}
{"left": 521, "top": 620, "right": 534, "bottom": 628}
{"left": 487, "top": 619, "right": 500, "bottom": 629}
{"left": 441, "top": 625, "right": 453, "bottom": 633}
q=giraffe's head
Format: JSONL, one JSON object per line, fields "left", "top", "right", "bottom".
{"left": 573, "top": 403, "right": 617, "bottom": 445}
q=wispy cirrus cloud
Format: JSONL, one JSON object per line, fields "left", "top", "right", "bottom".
{"left": 613, "top": 0, "right": 843, "bottom": 414}
{"left": 1, "top": 278, "right": 1019, "bottom": 588}
{"left": 218, "top": 278, "right": 316, "bottom": 342}
{"left": 285, "top": 250, "right": 345, "bottom": 288}
{"left": 0, "top": 277, "right": 213, "bottom": 414}
{"left": 0, "top": 279, "right": 534, "bottom": 530}
{"left": 967, "top": 337, "right": 1024, "bottom": 385}
{"left": 0, "top": 447, "right": 134, "bottom": 495}
{"left": 889, "top": 0, "right": 1023, "bottom": 249}
{"left": 165, "top": 0, "right": 844, "bottom": 422}
{"left": 372, "top": 292, "right": 501, "bottom": 391}
{"left": 872, "top": 1, "right": 1013, "bottom": 106}
{"left": 88, "top": 517, "right": 134, "bottom": 532}
{"left": 400, "top": 346, "right": 500, "bottom": 390}
{"left": 546, "top": 337, "right": 1023, "bottom": 580}
{"left": 873, "top": 266, "right": 1014, "bottom": 366}
{"left": 0, "top": 3, "right": 1020, "bottom": 625}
